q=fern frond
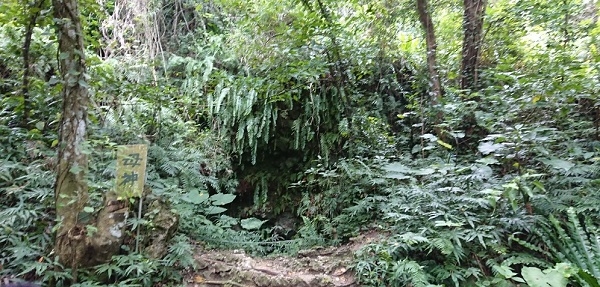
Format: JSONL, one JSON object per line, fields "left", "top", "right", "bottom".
{"left": 566, "top": 208, "right": 600, "bottom": 279}
{"left": 501, "top": 253, "right": 552, "bottom": 268}
{"left": 511, "top": 234, "right": 553, "bottom": 259}
{"left": 390, "top": 259, "right": 432, "bottom": 287}
{"left": 428, "top": 237, "right": 455, "bottom": 256}
{"left": 522, "top": 209, "right": 600, "bottom": 285}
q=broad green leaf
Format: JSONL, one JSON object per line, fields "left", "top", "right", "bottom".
{"left": 478, "top": 141, "right": 504, "bottom": 155}
{"left": 411, "top": 144, "right": 422, "bottom": 154}
{"left": 240, "top": 217, "right": 267, "bottom": 230}
{"left": 210, "top": 193, "right": 236, "bottom": 205}
{"left": 540, "top": 158, "right": 574, "bottom": 172}
{"left": 382, "top": 162, "right": 412, "bottom": 179}
{"left": 476, "top": 157, "right": 499, "bottom": 165}
{"left": 414, "top": 168, "right": 435, "bottom": 176}
{"left": 420, "top": 133, "right": 437, "bottom": 141}
{"left": 384, "top": 173, "right": 412, "bottom": 179}
{"left": 382, "top": 163, "right": 412, "bottom": 173}
{"left": 204, "top": 206, "right": 227, "bottom": 214}
{"left": 218, "top": 215, "right": 239, "bottom": 228}
{"left": 521, "top": 266, "right": 568, "bottom": 287}
{"left": 382, "top": 162, "right": 414, "bottom": 179}
{"left": 472, "top": 165, "right": 493, "bottom": 180}
{"left": 493, "top": 265, "right": 517, "bottom": 279}
{"left": 182, "top": 190, "right": 209, "bottom": 204}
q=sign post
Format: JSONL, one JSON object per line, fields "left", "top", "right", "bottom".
{"left": 115, "top": 144, "right": 148, "bottom": 253}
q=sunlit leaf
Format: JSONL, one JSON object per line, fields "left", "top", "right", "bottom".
{"left": 240, "top": 217, "right": 267, "bottom": 230}
{"left": 476, "top": 157, "right": 499, "bottom": 165}
{"left": 210, "top": 193, "right": 236, "bottom": 205}
{"left": 182, "top": 190, "right": 209, "bottom": 204}
{"left": 437, "top": 140, "right": 453, "bottom": 150}
{"left": 540, "top": 158, "right": 574, "bottom": 172}
{"left": 414, "top": 168, "right": 435, "bottom": 176}
{"left": 521, "top": 266, "right": 567, "bottom": 287}
{"left": 478, "top": 141, "right": 504, "bottom": 155}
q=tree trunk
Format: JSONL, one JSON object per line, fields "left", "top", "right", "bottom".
{"left": 52, "top": 0, "right": 128, "bottom": 278}
{"left": 460, "top": 0, "right": 486, "bottom": 90}
{"left": 21, "top": 0, "right": 46, "bottom": 128}
{"left": 53, "top": 0, "right": 91, "bottom": 271}
{"left": 416, "top": 0, "right": 442, "bottom": 103}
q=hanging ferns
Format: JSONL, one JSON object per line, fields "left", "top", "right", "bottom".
{"left": 207, "top": 71, "right": 342, "bottom": 165}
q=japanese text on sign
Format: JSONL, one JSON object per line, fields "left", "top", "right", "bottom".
{"left": 116, "top": 144, "right": 147, "bottom": 198}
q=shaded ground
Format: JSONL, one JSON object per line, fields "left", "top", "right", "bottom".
{"left": 184, "top": 230, "right": 384, "bottom": 287}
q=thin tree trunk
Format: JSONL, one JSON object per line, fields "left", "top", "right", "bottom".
{"left": 460, "top": 0, "right": 486, "bottom": 90}
{"left": 416, "top": 0, "right": 442, "bottom": 103}
{"left": 21, "top": 0, "right": 46, "bottom": 127}
{"left": 52, "top": 0, "right": 90, "bottom": 275}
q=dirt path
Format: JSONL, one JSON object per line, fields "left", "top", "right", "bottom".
{"left": 185, "top": 231, "right": 383, "bottom": 287}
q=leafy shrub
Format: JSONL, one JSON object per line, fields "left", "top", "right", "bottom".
{"left": 352, "top": 157, "right": 539, "bottom": 287}
{"left": 0, "top": 143, "right": 55, "bottom": 280}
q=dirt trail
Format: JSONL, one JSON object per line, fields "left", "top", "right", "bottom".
{"left": 185, "top": 231, "right": 383, "bottom": 287}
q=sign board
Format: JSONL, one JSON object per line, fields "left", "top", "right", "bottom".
{"left": 115, "top": 144, "right": 148, "bottom": 198}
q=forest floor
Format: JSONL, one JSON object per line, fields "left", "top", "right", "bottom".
{"left": 184, "top": 230, "right": 385, "bottom": 287}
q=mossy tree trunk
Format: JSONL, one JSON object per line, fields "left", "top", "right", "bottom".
{"left": 52, "top": 0, "right": 128, "bottom": 278}
{"left": 53, "top": 0, "right": 90, "bottom": 269}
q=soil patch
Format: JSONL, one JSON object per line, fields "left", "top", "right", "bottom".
{"left": 184, "top": 230, "right": 384, "bottom": 287}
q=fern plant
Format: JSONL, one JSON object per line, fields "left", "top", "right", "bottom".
{"left": 351, "top": 156, "right": 540, "bottom": 287}
{"left": 513, "top": 207, "right": 600, "bottom": 286}
{"left": 0, "top": 154, "right": 54, "bottom": 280}
{"left": 354, "top": 244, "right": 435, "bottom": 287}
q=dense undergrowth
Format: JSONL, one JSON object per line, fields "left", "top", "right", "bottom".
{"left": 2, "top": 0, "right": 600, "bottom": 286}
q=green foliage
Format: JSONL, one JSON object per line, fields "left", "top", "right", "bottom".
{"left": 514, "top": 208, "right": 600, "bottom": 286}
{"left": 0, "top": 115, "right": 232, "bottom": 285}
{"left": 3, "top": 0, "right": 600, "bottom": 285}
{"left": 0, "top": 23, "right": 60, "bottom": 128}
{"left": 355, "top": 244, "right": 435, "bottom": 287}
{"left": 0, "top": 21, "right": 236, "bottom": 283}
{"left": 90, "top": 235, "right": 194, "bottom": 287}
{"left": 165, "top": 0, "right": 424, "bottom": 218}
{"left": 520, "top": 264, "right": 571, "bottom": 287}
{"left": 0, "top": 141, "right": 54, "bottom": 278}
{"left": 295, "top": 156, "right": 387, "bottom": 218}
{"left": 192, "top": 215, "right": 310, "bottom": 256}
{"left": 351, "top": 156, "right": 541, "bottom": 286}
{"left": 490, "top": 263, "right": 575, "bottom": 287}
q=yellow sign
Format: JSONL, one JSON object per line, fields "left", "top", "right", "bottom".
{"left": 116, "top": 144, "right": 148, "bottom": 198}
